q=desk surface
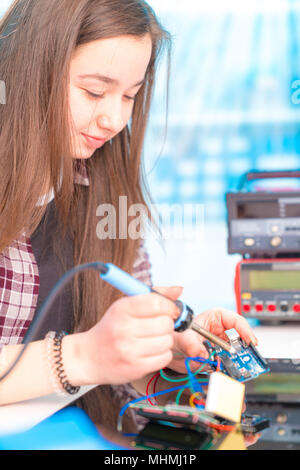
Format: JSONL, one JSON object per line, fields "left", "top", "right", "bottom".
{"left": 253, "top": 323, "right": 300, "bottom": 358}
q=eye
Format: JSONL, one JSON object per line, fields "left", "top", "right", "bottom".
{"left": 85, "top": 90, "right": 104, "bottom": 100}
{"left": 124, "top": 95, "right": 136, "bottom": 102}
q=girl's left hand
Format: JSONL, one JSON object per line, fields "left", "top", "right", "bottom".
{"left": 168, "top": 305, "right": 259, "bottom": 374}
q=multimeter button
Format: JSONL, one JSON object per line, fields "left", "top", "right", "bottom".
{"left": 255, "top": 304, "right": 264, "bottom": 312}
{"left": 293, "top": 304, "right": 300, "bottom": 313}
{"left": 241, "top": 292, "right": 252, "bottom": 300}
{"left": 270, "top": 236, "right": 282, "bottom": 247}
{"left": 242, "top": 304, "right": 251, "bottom": 312}
{"left": 244, "top": 238, "right": 255, "bottom": 247}
{"left": 267, "top": 304, "right": 276, "bottom": 312}
{"left": 280, "top": 303, "right": 288, "bottom": 312}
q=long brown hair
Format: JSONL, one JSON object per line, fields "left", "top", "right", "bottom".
{"left": 0, "top": 0, "right": 171, "bottom": 431}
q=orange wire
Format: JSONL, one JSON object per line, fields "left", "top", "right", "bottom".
{"left": 189, "top": 392, "right": 203, "bottom": 408}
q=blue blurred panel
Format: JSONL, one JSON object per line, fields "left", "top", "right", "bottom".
{"left": 145, "top": 1, "right": 300, "bottom": 222}
{"left": 2, "top": 0, "right": 300, "bottom": 222}
{"left": 0, "top": 407, "right": 126, "bottom": 450}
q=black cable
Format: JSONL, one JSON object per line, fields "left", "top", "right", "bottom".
{"left": 0, "top": 261, "right": 107, "bottom": 383}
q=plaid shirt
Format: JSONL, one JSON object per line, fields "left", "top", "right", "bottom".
{"left": 0, "top": 162, "right": 152, "bottom": 350}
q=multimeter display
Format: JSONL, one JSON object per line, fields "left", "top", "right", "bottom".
{"left": 236, "top": 200, "right": 300, "bottom": 219}
{"left": 249, "top": 271, "right": 300, "bottom": 291}
{"left": 250, "top": 373, "right": 300, "bottom": 395}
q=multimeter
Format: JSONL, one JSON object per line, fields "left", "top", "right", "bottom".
{"left": 235, "top": 258, "right": 300, "bottom": 321}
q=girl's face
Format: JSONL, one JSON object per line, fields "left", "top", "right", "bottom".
{"left": 69, "top": 34, "right": 153, "bottom": 159}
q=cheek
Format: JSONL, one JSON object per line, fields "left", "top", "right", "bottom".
{"left": 69, "top": 86, "right": 95, "bottom": 132}
{"left": 120, "top": 103, "right": 135, "bottom": 132}
{"left": 124, "top": 105, "right": 134, "bottom": 125}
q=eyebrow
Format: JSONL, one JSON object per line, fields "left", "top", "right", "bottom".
{"left": 77, "top": 73, "right": 145, "bottom": 88}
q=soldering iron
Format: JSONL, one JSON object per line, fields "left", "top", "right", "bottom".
{"left": 100, "top": 263, "right": 235, "bottom": 354}
{"left": 0, "top": 260, "right": 234, "bottom": 384}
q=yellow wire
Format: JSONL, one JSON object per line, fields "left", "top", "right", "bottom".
{"left": 189, "top": 392, "right": 203, "bottom": 408}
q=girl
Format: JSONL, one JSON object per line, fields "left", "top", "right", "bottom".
{"left": 0, "top": 0, "right": 257, "bottom": 434}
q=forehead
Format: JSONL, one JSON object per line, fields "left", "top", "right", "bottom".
{"left": 70, "top": 34, "right": 153, "bottom": 87}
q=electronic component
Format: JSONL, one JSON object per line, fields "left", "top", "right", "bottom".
{"left": 133, "top": 403, "right": 233, "bottom": 431}
{"left": 134, "top": 421, "right": 213, "bottom": 450}
{"left": 131, "top": 403, "right": 233, "bottom": 450}
{"left": 131, "top": 402, "right": 268, "bottom": 450}
{"left": 244, "top": 358, "right": 300, "bottom": 448}
{"left": 245, "top": 402, "right": 300, "bottom": 449}
{"left": 205, "top": 372, "right": 245, "bottom": 423}
{"left": 135, "top": 404, "right": 269, "bottom": 435}
{"left": 211, "top": 328, "right": 270, "bottom": 383}
{"left": 240, "top": 414, "right": 270, "bottom": 434}
{"left": 235, "top": 258, "right": 300, "bottom": 321}
{"left": 226, "top": 179, "right": 300, "bottom": 257}
{"left": 246, "top": 358, "right": 300, "bottom": 403}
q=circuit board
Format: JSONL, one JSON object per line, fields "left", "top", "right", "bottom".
{"left": 215, "top": 328, "right": 270, "bottom": 382}
{"left": 130, "top": 403, "right": 233, "bottom": 450}
{"left": 132, "top": 403, "right": 269, "bottom": 435}
{"left": 130, "top": 403, "right": 269, "bottom": 450}
{"left": 132, "top": 402, "right": 225, "bottom": 429}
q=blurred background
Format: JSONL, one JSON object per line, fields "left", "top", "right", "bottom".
{"left": 2, "top": 0, "right": 300, "bottom": 313}
{"left": 144, "top": 0, "right": 300, "bottom": 313}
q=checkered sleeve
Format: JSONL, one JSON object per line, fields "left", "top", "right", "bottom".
{"left": 0, "top": 234, "right": 39, "bottom": 347}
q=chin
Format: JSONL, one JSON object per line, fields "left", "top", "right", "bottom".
{"left": 72, "top": 149, "right": 95, "bottom": 160}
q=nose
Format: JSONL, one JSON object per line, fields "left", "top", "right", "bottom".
{"left": 96, "top": 95, "right": 125, "bottom": 136}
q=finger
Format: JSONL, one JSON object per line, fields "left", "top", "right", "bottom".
{"left": 152, "top": 286, "right": 184, "bottom": 301}
{"left": 116, "top": 293, "right": 179, "bottom": 319}
{"left": 227, "top": 312, "right": 258, "bottom": 345}
{"left": 137, "top": 334, "right": 174, "bottom": 357}
{"left": 133, "top": 315, "right": 175, "bottom": 338}
{"left": 138, "top": 351, "right": 173, "bottom": 375}
{"left": 213, "top": 309, "right": 258, "bottom": 345}
{"left": 244, "top": 433, "right": 261, "bottom": 447}
{"left": 173, "top": 329, "right": 208, "bottom": 358}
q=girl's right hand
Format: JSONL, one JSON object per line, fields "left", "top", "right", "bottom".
{"left": 78, "top": 286, "right": 183, "bottom": 386}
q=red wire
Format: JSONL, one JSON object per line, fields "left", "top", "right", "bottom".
{"left": 153, "top": 374, "right": 160, "bottom": 395}
{"left": 146, "top": 372, "right": 160, "bottom": 406}
{"left": 193, "top": 398, "right": 205, "bottom": 406}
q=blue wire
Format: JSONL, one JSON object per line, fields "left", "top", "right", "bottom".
{"left": 186, "top": 356, "right": 219, "bottom": 367}
{"left": 119, "top": 383, "right": 190, "bottom": 417}
{"left": 184, "top": 356, "right": 216, "bottom": 393}
{"left": 119, "top": 356, "right": 221, "bottom": 431}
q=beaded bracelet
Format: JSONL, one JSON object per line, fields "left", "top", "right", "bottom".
{"left": 45, "top": 331, "right": 80, "bottom": 396}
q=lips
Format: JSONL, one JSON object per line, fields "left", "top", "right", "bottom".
{"left": 82, "top": 133, "right": 107, "bottom": 149}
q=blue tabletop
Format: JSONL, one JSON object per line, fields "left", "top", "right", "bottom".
{"left": 0, "top": 406, "right": 126, "bottom": 450}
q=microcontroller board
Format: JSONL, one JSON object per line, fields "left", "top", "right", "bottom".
{"left": 212, "top": 328, "right": 270, "bottom": 382}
